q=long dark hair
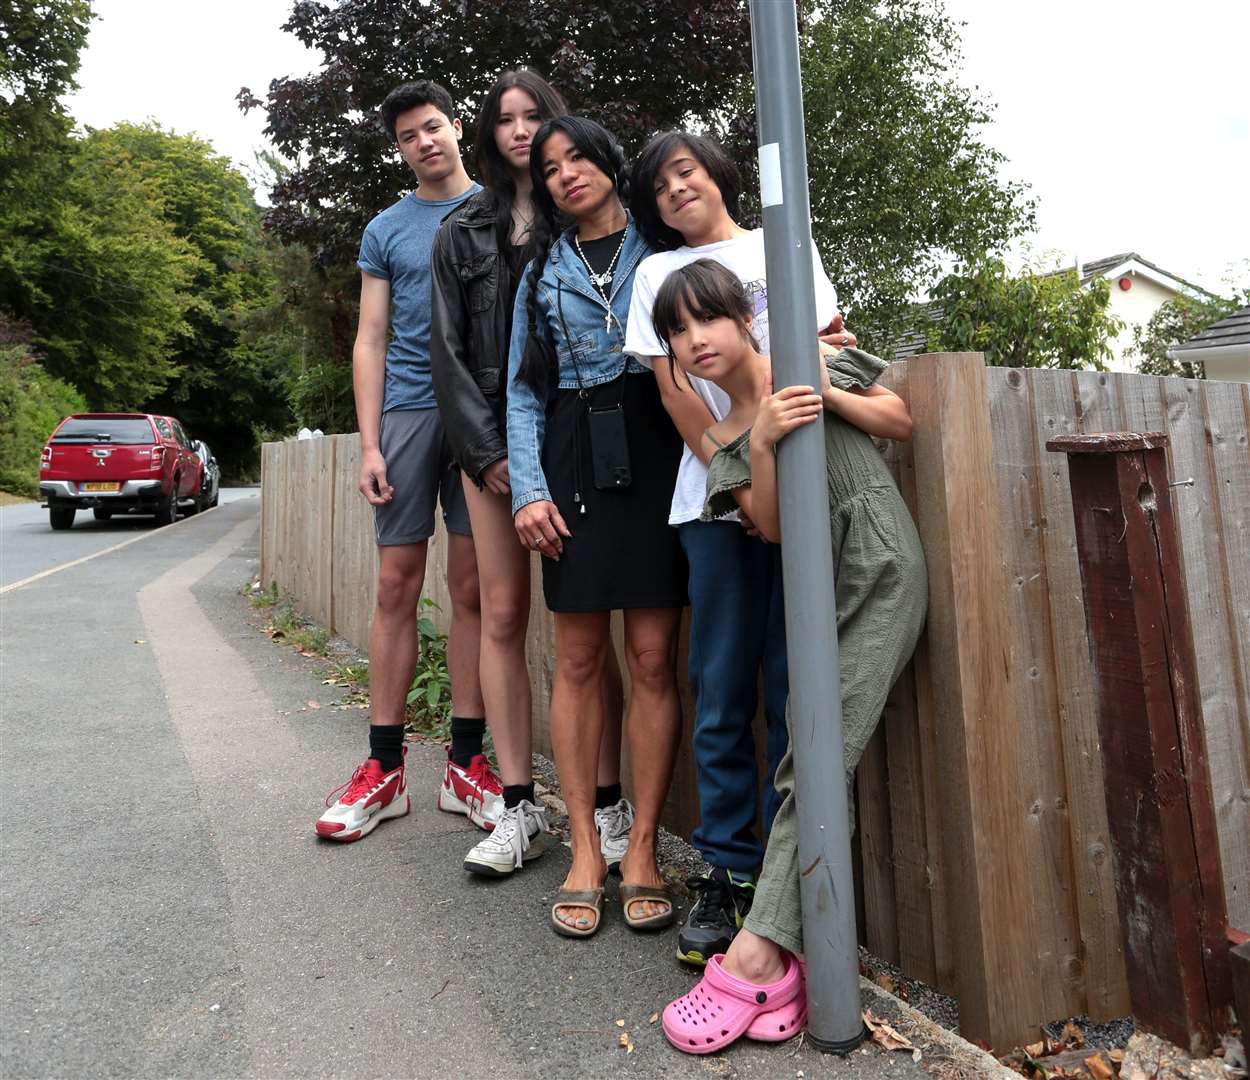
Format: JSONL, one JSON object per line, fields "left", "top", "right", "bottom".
{"left": 518, "top": 116, "right": 631, "bottom": 389}
{"left": 474, "top": 69, "right": 567, "bottom": 252}
{"left": 631, "top": 131, "right": 742, "bottom": 251}
{"left": 652, "top": 259, "right": 759, "bottom": 384}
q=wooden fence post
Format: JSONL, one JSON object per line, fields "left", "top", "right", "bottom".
{"left": 1046, "top": 431, "right": 1233, "bottom": 1055}
{"left": 906, "top": 352, "right": 1047, "bottom": 1050}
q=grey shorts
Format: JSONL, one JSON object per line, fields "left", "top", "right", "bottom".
{"left": 373, "top": 408, "right": 472, "bottom": 546}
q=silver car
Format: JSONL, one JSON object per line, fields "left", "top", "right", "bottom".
{"left": 192, "top": 440, "right": 220, "bottom": 509}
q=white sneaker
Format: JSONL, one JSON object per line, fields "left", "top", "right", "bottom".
{"left": 462, "top": 799, "right": 549, "bottom": 877}
{"left": 594, "top": 798, "right": 634, "bottom": 869}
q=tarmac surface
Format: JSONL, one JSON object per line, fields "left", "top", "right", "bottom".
{"left": 1, "top": 497, "right": 948, "bottom": 1078}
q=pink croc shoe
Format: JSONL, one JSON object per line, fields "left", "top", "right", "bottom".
{"left": 663, "top": 952, "right": 803, "bottom": 1055}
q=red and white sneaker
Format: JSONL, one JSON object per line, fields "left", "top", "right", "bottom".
{"left": 315, "top": 757, "right": 409, "bottom": 841}
{"left": 437, "top": 751, "right": 504, "bottom": 830}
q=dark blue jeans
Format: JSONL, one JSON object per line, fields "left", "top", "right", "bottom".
{"left": 679, "top": 520, "right": 789, "bottom": 875}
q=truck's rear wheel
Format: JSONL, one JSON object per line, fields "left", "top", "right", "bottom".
{"left": 154, "top": 483, "right": 177, "bottom": 526}
{"left": 50, "top": 506, "right": 76, "bottom": 531}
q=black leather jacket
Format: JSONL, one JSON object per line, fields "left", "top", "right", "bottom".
{"left": 430, "top": 190, "right": 520, "bottom": 485}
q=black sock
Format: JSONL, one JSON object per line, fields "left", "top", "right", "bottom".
{"left": 503, "top": 783, "right": 535, "bottom": 809}
{"left": 368, "top": 725, "right": 406, "bottom": 772}
{"left": 594, "top": 783, "right": 622, "bottom": 810}
{"left": 449, "top": 716, "right": 486, "bottom": 767}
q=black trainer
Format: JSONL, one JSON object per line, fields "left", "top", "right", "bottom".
{"left": 676, "top": 867, "right": 755, "bottom": 966}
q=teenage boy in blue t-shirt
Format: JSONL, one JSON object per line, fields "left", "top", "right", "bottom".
{"left": 315, "top": 81, "right": 499, "bottom": 841}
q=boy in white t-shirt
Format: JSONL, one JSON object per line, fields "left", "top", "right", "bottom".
{"left": 625, "top": 131, "right": 852, "bottom": 966}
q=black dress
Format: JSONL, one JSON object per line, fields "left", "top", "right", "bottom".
{"left": 539, "top": 230, "right": 687, "bottom": 613}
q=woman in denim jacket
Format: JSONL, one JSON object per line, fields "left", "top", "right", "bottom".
{"left": 506, "top": 116, "right": 687, "bottom": 938}
{"left": 429, "top": 70, "right": 631, "bottom": 885}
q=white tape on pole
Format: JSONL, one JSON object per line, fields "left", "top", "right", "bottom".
{"left": 758, "top": 142, "right": 783, "bottom": 207}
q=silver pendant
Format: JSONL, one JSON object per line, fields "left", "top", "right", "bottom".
{"left": 592, "top": 270, "right": 612, "bottom": 287}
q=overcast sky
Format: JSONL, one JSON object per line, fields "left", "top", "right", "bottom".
{"left": 64, "top": 0, "right": 1248, "bottom": 293}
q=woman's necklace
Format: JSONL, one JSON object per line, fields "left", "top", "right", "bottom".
{"left": 574, "top": 227, "right": 627, "bottom": 331}
{"left": 511, "top": 205, "right": 534, "bottom": 243}
{"left": 574, "top": 228, "right": 626, "bottom": 292}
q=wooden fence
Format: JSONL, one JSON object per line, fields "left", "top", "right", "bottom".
{"left": 260, "top": 355, "right": 1249, "bottom": 1050}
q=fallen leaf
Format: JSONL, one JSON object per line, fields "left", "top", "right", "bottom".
{"left": 863, "top": 1009, "right": 918, "bottom": 1056}
{"left": 648, "top": 1012, "right": 659, "bottom": 1024}
{"left": 1085, "top": 1053, "right": 1113, "bottom": 1080}
{"left": 1108, "top": 1050, "right": 1124, "bottom": 1065}
{"left": 874, "top": 973, "right": 897, "bottom": 993}
{"left": 1026, "top": 1041, "right": 1046, "bottom": 1058}
{"left": 133, "top": 639, "right": 146, "bottom": 644}
{"left": 1059, "top": 1022, "right": 1085, "bottom": 1049}
{"left": 626, "top": 1041, "right": 635, "bottom": 1054}
{"left": 615, "top": 1019, "right": 625, "bottom": 1027}
{"left": 618, "top": 1032, "right": 629, "bottom": 1047}
{"left": 322, "top": 678, "right": 338, "bottom": 685}
{"left": 307, "top": 699, "right": 321, "bottom": 709}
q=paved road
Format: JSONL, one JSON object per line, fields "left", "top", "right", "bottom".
{"left": 0, "top": 487, "right": 258, "bottom": 588}
{"left": 1, "top": 498, "right": 931, "bottom": 1078}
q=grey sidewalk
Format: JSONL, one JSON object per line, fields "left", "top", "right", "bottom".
{"left": 1, "top": 499, "right": 996, "bottom": 1078}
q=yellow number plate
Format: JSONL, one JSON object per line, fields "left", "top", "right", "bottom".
{"left": 82, "top": 482, "right": 120, "bottom": 492}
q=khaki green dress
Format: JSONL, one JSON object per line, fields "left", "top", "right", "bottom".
{"left": 700, "top": 349, "right": 928, "bottom": 955}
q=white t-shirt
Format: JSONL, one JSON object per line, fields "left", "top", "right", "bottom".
{"left": 624, "top": 229, "right": 838, "bottom": 525}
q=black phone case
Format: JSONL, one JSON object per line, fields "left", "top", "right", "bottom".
{"left": 587, "top": 405, "right": 632, "bottom": 490}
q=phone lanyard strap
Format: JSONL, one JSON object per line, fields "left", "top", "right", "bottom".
{"left": 556, "top": 281, "right": 626, "bottom": 407}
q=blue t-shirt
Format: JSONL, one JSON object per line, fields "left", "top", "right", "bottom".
{"left": 357, "top": 184, "right": 481, "bottom": 413}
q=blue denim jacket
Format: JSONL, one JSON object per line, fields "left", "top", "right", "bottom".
{"left": 506, "top": 218, "right": 654, "bottom": 515}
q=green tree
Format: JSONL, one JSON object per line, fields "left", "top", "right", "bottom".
{"left": 1130, "top": 287, "right": 1248, "bottom": 379}
{"left": 799, "top": 0, "right": 1034, "bottom": 353}
{"left": 926, "top": 259, "right": 1122, "bottom": 370}
{"left": 88, "top": 124, "right": 293, "bottom": 472}
{"left": 0, "top": 319, "right": 86, "bottom": 497}
{"left": 0, "top": 0, "right": 93, "bottom": 330}
{"left": 16, "top": 130, "right": 198, "bottom": 406}
{"left": 0, "top": 0, "right": 92, "bottom": 101}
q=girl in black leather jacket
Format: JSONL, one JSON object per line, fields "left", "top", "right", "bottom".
{"left": 430, "top": 70, "right": 629, "bottom": 879}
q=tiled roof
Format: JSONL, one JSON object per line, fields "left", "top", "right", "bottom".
{"left": 1172, "top": 305, "right": 1250, "bottom": 352}
{"left": 1077, "top": 252, "right": 1210, "bottom": 297}
{"left": 891, "top": 327, "right": 929, "bottom": 363}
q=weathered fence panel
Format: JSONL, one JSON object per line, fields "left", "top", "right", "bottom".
{"left": 260, "top": 359, "right": 1249, "bottom": 1050}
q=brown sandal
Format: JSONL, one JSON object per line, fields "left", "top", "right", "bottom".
{"left": 619, "top": 882, "right": 675, "bottom": 931}
{"left": 551, "top": 887, "right": 605, "bottom": 938}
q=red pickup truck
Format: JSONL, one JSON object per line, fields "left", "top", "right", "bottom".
{"left": 39, "top": 413, "right": 205, "bottom": 531}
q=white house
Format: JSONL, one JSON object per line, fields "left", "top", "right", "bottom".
{"left": 1075, "top": 252, "right": 1210, "bottom": 373}
{"left": 892, "top": 251, "right": 1212, "bottom": 372}
{"left": 1168, "top": 305, "right": 1250, "bottom": 383}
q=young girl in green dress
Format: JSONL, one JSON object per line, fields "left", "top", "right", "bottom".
{"left": 650, "top": 259, "right": 928, "bottom": 1055}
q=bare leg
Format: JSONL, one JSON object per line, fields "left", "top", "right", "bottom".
{"left": 617, "top": 607, "right": 683, "bottom": 921}
{"left": 597, "top": 643, "right": 624, "bottom": 786}
{"left": 368, "top": 543, "right": 429, "bottom": 726}
{"left": 445, "top": 531, "right": 484, "bottom": 719}
{"left": 549, "top": 611, "right": 611, "bottom": 931}
{"left": 462, "top": 478, "right": 532, "bottom": 785}
{"left": 721, "top": 927, "right": 788, "bottom": 984}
